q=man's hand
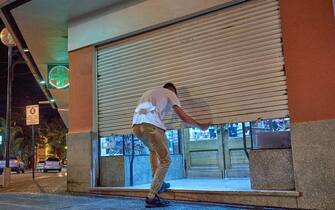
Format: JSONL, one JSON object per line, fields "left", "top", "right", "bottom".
{"left": 173, "top": 106, "right": 211, "bottom": 131}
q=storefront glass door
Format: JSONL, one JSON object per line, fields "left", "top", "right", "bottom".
{"left": 223, "top": 123, "right": 251, "bottom": 178}
{"left": 183, "top": 125, "right": 225, "bottom": 178}
{"left": 183, "top": 123, "right": 251, "bottom": 179}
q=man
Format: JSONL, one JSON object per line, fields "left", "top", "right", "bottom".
{"left": 132, "top": 83, "right": 210, "bottom": 208}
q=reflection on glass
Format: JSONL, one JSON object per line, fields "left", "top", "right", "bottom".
{"left": 252, "top": 118, "right": 290, "bottom": 132}
{"left": 251, "top": 118, "right": 291, "bottom": 149}
{"left": 228, "top": 122, "right": 250, "bottom": 139}
{"left": 124, "top": 134, "right": 132, "bottom": 155}
{"left": 133, "top": 135, "right": 150, "bottom": 155}
{"left": 100, "top": 136, "right": 123, "bottom": 156}
{"left": 189, "top": 126, "right": 217, "bottom": 141}
{"left": 100, "top": 130, "right": 181, "bottom": 157}
{"left": 166, "top": 130, "right": 179, "bottom": 154}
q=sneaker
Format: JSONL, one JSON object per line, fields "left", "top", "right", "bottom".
{"left": 159, "top": 182, "right": 170, "bottom": 193}
{"left": 145, "top": 195, "right": 169, "bottom": 208}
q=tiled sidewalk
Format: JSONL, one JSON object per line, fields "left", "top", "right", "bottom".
{"left": 0, "top": 192, "right": 282, "bottom": 210}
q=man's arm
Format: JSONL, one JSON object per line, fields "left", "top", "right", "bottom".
{"left": 173, "top": 105, "right": 210, "bottom": 131}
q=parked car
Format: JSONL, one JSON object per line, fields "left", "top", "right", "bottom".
{"left": 44, "top": 157, "right": 61, "bottom": 172}
{"left": 0, "top": 157, "right": 25, "bottom": 174}
{"left": 36, "top": 160, "right": 45, "bottom": 172}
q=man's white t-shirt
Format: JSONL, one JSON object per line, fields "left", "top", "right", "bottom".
{"left": 132, "top": 87, "right": 181, "bottom": 131}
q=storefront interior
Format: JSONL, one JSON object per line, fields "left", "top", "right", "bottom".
{"left": 99, "top": 118, "right": 291, "bottom": 191}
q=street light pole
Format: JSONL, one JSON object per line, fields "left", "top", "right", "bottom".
{"left": 5, "top": 46, "right": 13, "bottom": 170}
{"left": 32, "top": 125, "right": 35, "bottom": 179}
{"left": 1, "top": 27, "right": 16, "bottom": 187}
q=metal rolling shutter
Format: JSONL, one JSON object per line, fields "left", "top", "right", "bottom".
{"left": 97, "top": 0, "right": 288, "bottom": 136}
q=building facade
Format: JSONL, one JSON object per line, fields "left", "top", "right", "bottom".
{"left": 1, "top": 0, "right": 334, "bottom": 209}
{"left": 68, "top": 1, "right": 335, "bottom": 209}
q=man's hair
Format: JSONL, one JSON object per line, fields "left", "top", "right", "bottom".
{"left": 163, "top": 82, "right": 177, "bottom": 94}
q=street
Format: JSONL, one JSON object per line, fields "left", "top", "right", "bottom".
{"left": 0, "top": 169, "right": 67, "bottom": 193}
{"left": 0, "top": 170, "right": 286, "bottom": 210}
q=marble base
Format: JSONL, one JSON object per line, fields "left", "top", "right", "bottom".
{"left": 291, "top": 119, "right": 335, "bottom": 209}
{"left": 249, "top": 149, "right": 295, "bottom": 190}
{"left": 67, "top": 132, "right": 97, "bottom": 192}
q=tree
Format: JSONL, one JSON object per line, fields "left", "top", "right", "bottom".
{"left": 1, "top": 109, "right": 42, "bottom": 164}
{"left": 0, "top": 108, "right": 67, "bottom": 163}
{"left": 9, "top": 122, "right": 24, "bottom": 157}
{"left": 0, "top": 117, "right": 24, "bottom": 159}
{"left": 11, "top": 110, "right": 40, "bottom": 163}
{"left": 40, "top": 117, "right": 67, "bottom": 160}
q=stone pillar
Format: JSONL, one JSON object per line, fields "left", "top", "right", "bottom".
{"left": 280, "top": 0, "right": 335, "bottom": 208}
{"left": 67, "top": 46, "right": 97, "bottom": 192}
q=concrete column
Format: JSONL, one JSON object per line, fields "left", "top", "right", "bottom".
{"left": 280, "top": 0, "right": 335, "bottom": 208}
{"left": 67, "top": 46, "right": 97, "bottom": 192}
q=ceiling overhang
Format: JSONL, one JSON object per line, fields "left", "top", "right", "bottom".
{"left": 0, "top": 0, "right": 57, "bottom": 109}
{"left": 0, "top": 0, "right": 130, "bottom": 126}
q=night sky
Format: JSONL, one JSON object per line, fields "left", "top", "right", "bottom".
{"left": 0, "top": 20, "right": 61, "bottom": 124}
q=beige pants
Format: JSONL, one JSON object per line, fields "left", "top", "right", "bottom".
{"left": 132, "top": 123, "right": 171, "bottom": 198}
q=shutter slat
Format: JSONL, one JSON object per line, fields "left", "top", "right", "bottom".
{"left": 99, "top": 89, "right": 287, "bottom": 117}
{"left": 98, "top": 52, "right": 284, "bottom": 99}
{"left": 98, "top": 18, "right": 281, "bottom": 69}
{"left": 98, "top": 0, "right": 278, "bottom": 55}
{"left": 98, "top": 95, "right": 288, "bottom": 123}
{"left": 98, "top": 76, "right": 287, "bottom": 112}
{"left": 99, "top": 104, "right": 289, "bottom": 132}
{"left": 98, "top": 71, "right": 286, "bottom": 106}
{"left": 98, "top": 35, "right": 282, "bottom": 85}
{"left": 100, "top": 109, "right": 289, "bottom": 136}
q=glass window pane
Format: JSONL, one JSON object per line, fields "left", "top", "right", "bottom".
{"left": 227, "top": 122, "right": 251, "bottom": 140}
{"left": 228, "top": 123, "right": 242, "bottom": 138}
{"left": 244, "top": 122, "right": 251, "bottom": 136}
{"left": 124, "top": 135, "right": 132, "bottom": 155}
{"left": 251, "top": 118, "right": 291, "bottom": 149}
{"left": 166, "top": 130, "right": 179, "bottom": 154}
{"left": 100, "top": 130, "right": 182, "bottom": 156}
{"left": 133, "top": 135, "right": 149, "bottom": 155}
{"left": 189, "top": 126, "right": 217, "bottom": 141}
{"left": 100, "top": 135, "right": 123, "bottom": 156}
